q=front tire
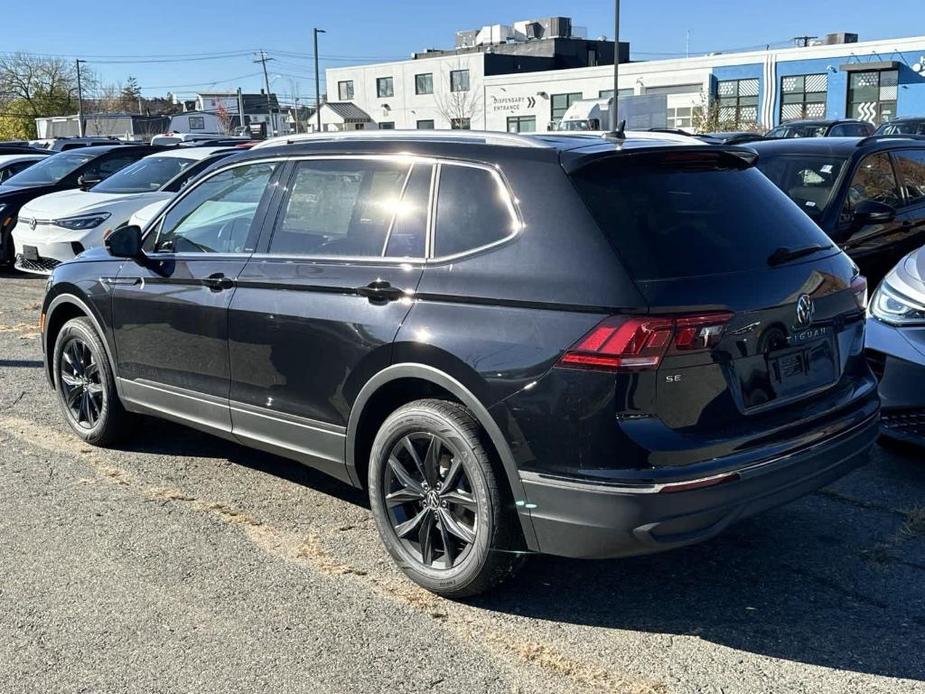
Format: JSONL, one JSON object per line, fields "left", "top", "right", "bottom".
{"left": 53, "top": 316, "right": 132, "bottom": 446}
{"left": 368, "top": 399, "right": 523, "bottom": 598}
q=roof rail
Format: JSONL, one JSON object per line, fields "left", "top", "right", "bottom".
{"left": 251, "top": 129, "right": 550, "bottom": 150}
{"left": 856, "top": 133, "right": 925, "bottom": 147}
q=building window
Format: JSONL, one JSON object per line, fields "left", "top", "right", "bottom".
{"left": 376, "top": 77, "right": 394, "bottom": 98}
{"left": 378, "top": 121, "right": 395, "bottom": 130}
{"left": 848, "top": 69, "right": 898, "bottom": 124}
{"left": 717, "top": 78, "right": 759, "bottom": 128}
{"left": 588, "top": 48, "right": 598, "bottom": 67}
{"left": 416, "top": 119, "right": 435, "bottom": 129}
{"left": 780, "top": 73, "right": 827, "bottom": 121}
{"left": 450, "top": 69, "right": 470, "bottom": 93}
{"left": 450, "top": 118, "right": 471, "bottom": 130}
{"left": 551, "top": 92, "right": 583, "bottom": 124}
{"left": 598, "top": 88, "right": 634, "bottom": 100}
{"left": 415, "top": 73, "right": 433, "bottom": 95}
{"left": 338, "top": 80, "right": 354, "bottom": 101}
{"left": 666, "top": 107, "right": 693, "bottom": 130}
{"left": 506, "top": 115, "right": 536, "bottom": 133}
{"left": 189, "top": 116, "right": 205, "bottom": 130}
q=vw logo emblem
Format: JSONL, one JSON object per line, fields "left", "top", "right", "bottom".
{"left": 29, "top": 217, "right": 37, "bottom": 231}
{"left": 795, "top": 294, "right": 815, "bottom": 329}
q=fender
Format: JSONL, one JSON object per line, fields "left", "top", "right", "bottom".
{"left": 44, "top": 293, "right": 122, "bottom": 398}
{"left": 345, "top": 362, "right": 540, "bottom": 551}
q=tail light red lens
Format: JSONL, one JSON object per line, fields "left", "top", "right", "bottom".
{"left": 850, "top": 275, "right": 868, "bottom": 310}
{"left": 558, "top": 312, "right": 733, "bottom": 372}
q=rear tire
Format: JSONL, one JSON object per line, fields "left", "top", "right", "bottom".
{"left": 368, "top": 399, "right": 523, "bottom": 598}
{"left": 53, "top": 316, "right": 133, "bottom": 446}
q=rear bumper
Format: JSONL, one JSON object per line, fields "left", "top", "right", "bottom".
{"left": 520, "top": 409, "right": 879, "bottom": 559}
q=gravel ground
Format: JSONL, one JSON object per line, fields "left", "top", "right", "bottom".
{"left": 0, "top": 270, "right": 923, "bottom": 694}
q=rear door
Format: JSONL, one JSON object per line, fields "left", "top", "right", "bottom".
{"left": 111, "top": 160, "right": 279, "bottom": 433}
{"left": 226, "top": 156, "right": 429, "bottom": 480}
{"left": 570, "top": 150, "right": 867, "bottom": 435}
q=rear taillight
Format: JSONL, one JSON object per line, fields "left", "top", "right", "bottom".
{"left": 850, "top": 275, "right": 868, "bottom": 310}
{"left": 558, "top": 312, "right": 733, "bottom": 372}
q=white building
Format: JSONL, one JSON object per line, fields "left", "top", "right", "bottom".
{"left": 322, "top": 21, "right": 925, "bottom": 133}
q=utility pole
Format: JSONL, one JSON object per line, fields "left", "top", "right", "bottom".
{"left": 254, "top": 50, "right": 275, "bottom": 136}
{"left": 75, "top": 59, "right": 86, "bottom": 137}
{"left": 612, "top": 0, "right": 620, "bottom": 131}
{"left": 237, "top": 87, "right": 246, "bottom": 134}
{"left": 313, "top": 28, "right": 326, "bottom": 132}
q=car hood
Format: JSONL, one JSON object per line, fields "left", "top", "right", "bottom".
{"left": 19, "top": 189, "right": 171, "bottom": 220}
{"left": 883, "top": 248, "right": 925, "bottom": 299}
{"left": 0, "top": 183, "right": 57, "bottom": 201}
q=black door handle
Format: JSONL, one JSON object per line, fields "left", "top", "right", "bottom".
{"left": 203, "top": 272, "right": 235, "bottom": 291}
{"left": 357, "top": 280, "right": 404, "bottom": 303}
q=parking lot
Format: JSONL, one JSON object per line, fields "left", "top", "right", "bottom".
{"left": 0, "top": 269, "right": 922, "bottom": 694}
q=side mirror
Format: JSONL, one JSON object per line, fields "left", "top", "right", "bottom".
{"left": 853, "top": 199, "right": 896, "bottom": 226}
{"left": 77, "top": 174, "right": 101, "bottom": 191}
{"left": 105, "top": 224, "right": 143, "bottom": 258}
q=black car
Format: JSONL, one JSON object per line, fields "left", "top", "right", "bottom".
{"left": 874, "top": 117, "right": 925, "bottom": 136}
{"left": 0, "top": 144, "right": 163, "bottom": 265}
{"left": 40, "top": 131, "right": 878, "bottom": 596}
{"left": 751, "top": 135, "right": 925, "bottom": 285}
{"left": 765, "top": 119, "right": 874, "bottom": 139}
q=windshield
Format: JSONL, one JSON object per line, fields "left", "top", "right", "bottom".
{"left": 572, "top": 155, "right": 836, "bottom": 280}
{"left": 92, "top": 156, "right": 196, "bottom": 194}
{"left": 767, "top": 124, "right": 828, "bottom": 139}
{"left": 874, "top": 121, "right": 925, "bottom": 135}
{"left": 755, "top": 154, "right": 848, "bottom": 220}
{"left": 3, "top": 151, "right": 94, "bottom": 186}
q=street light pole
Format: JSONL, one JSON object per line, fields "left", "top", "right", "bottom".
{"left": 314, "top": 28, "right": 326, "bottom": 132}
{"left": 75, "top": 58, "right": 86, "bottom": 137}
{"left": 612, "top": 0, "right": 620, "bottom": 131}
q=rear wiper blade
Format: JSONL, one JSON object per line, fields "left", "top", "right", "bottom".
{"left": 767, "top": 243, "right": 833, "bottom": 266}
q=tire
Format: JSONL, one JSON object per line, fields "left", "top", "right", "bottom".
{"left": 52, "top": 316, "right": 133, "bottom": 446}
{"left": 368, "top": 398, "right": 523, "bottom": 598}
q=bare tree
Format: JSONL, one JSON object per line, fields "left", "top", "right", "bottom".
{"left": 433, "top": 62, "right": 481, "bottom": 129}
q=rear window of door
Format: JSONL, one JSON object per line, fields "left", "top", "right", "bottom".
{"left": 891, "top": 149, "right": 925, "bottom": 207}
{"left": 268, "top": 158, "right": 429, "bottom": 258}
{"left": 571, "top": 154, "right": 837, "bottom": 280}
{"left": 145, "top": 162, "right": 277, "bottom": 254}
{"left": 432, "top": 164, "right": 519, "bottom": 258}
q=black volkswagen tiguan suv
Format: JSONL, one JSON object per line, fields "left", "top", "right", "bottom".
{"left": 40, "top": 131, "right": 879, "bottom": 597}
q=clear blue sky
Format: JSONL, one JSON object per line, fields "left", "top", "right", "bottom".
{"left": 6, "top": 0, "right": 924, "bottom": 104}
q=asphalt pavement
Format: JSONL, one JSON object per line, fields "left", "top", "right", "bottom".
{"left": 0, "top": 270, "right": 923, "bottom": 694}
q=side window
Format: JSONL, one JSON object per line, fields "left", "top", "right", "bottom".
{"left": 385, "top": 163, "right": 431, "bottom": 258}
{"left": 269, "top": 159, "right": 411, "bottom": 257}
{"left": 893, "top": 150, "right": 925, "bottom": 206}
{"left": 145, "top": 162, "right": 276, "bottom": 254}
{"left": 844, "top": 153, "right": 902, "bottom": 216}
{"left": 85, "top": 153, "right": 140, "bottom": 180}
{"left": 433, "top": 164, "right": 518, "bottom": 258}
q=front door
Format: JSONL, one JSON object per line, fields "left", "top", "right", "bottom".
{"left": 227, "top": 157, "right": 431, "bottom": 480}
{"left": 111, "top": 160, "right": 280, "bottom": 434}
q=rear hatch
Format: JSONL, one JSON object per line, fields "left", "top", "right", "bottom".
{"left": 567, "top": 147, "right": 871, "bottom": 462}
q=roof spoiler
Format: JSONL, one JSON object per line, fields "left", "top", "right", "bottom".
{"left": 856, "top": 133, "right": 925, "bottom": 147}
{"left": 561, "top": 145, "right": 760, "bottom": 175}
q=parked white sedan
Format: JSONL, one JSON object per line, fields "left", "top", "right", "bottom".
{"left": 0, "top": 154, "right": 48, "bottom": 184}
{"left": 12, "top": 146, "right": 237, "bottom": 273}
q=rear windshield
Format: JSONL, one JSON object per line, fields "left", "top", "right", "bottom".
{"left": 572, "top": 155, "right": 837, "bottom": 280}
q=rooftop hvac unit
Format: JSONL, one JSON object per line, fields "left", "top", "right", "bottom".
{"left": 825, "top": 32, "right": 859, "bottom": 45}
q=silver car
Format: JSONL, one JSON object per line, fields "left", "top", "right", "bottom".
{"left": 867, "top": 248, "right": 925, "bottom": 443}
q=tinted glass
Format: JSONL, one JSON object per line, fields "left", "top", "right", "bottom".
{"left": 755, "top": 154, "right": 848, "bottom": 219}
{"left": 146, "top": 162, "right": 276, "bottom": 254}
{"left": 4, "top": 151, "right": 94, "bottom": 186}
{"left": 92, "top": 156, "right": 196, "bottom": 193}
{"left": 269, "top": 159, "right": 410, "bottom": 257}
{"left": 434, "top": 165, "right": 516, "bottom": 257}
{"left": 385, "top": 163, "right": 431, "bottom": 258}
{"left": 845, "top": 152, "right": 902, "bottom": 212}
{"left": 85, "top": 152, "right": 144, "bottom": 180}
{"left": 572, "top": 157, "right": 837, "bottom": 280}
{"left": 893, "top": 150, "right": 925, "bottom": 206}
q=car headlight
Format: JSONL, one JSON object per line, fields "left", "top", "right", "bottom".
{"left": 53, "top": 212, "right": 111, "bottom": 231}
{"left": 870, "top": 281, "right": 925, "bottom": 326}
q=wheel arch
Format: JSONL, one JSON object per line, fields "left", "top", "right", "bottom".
{"left": 43, "top": 293, "right": 118, "bottom": 392}
{"left": 346, "top": 363, "right": 539, "bottom": 551}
